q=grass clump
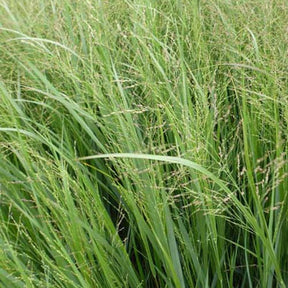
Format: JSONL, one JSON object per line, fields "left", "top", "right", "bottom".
{"left": 0, "top": 0, "right": 288, "bottom": 287}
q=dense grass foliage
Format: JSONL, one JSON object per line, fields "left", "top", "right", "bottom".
{"left": 1, "top": 0, "right": 288, "bottom": 287}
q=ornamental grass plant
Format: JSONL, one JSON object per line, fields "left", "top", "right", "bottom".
{"left": 0, "top": 1, "right": 288, "bottom": 287}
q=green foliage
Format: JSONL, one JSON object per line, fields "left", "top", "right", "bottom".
{"left": 0, "top": 0, "right": 288, "bottom": 287}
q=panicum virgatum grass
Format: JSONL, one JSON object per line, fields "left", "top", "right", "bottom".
{"left": 0, "top": 0, "right": 288, "bottom": 287}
